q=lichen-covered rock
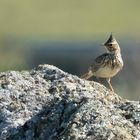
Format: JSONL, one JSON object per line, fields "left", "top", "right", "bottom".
{"left": 0, "top": 64, "right": 140, "bottom": 140}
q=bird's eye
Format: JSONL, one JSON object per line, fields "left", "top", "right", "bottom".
{"left": 108, "top": 44, "right": 112, "bottom": 46}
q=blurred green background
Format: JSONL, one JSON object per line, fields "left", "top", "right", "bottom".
{"left": 0, "top": 0, "right": 140, "bottom": 100}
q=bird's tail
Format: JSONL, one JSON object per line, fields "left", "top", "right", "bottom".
{"left": 80, "top": 71, "right": 93, "bottom": 80}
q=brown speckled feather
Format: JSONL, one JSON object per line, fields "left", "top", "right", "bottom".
{"left": 90, "top": 53, "right": 122, "bottom": 73}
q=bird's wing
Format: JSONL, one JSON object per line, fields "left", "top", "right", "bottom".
{"left": 90, "top": 53, "right": 111, "bottom": 72}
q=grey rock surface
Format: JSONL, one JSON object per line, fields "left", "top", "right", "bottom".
{"left": 0, "top": 64, "right": 140, "bottom": 140}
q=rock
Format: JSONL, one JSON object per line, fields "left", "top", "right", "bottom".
{"left": 0, "top": 64, "right": 140, "bottom": 140}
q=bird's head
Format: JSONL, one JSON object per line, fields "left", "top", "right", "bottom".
{"left": 103, "top": 34, "right": 120, "bottom": 53}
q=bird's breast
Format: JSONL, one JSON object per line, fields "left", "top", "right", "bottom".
{"left": 94, "top": 65, "right": 121, "bottom": 78}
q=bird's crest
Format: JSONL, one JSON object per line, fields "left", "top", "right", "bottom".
{"left": 104, "top": 33, "right": 116, "bottom": 45}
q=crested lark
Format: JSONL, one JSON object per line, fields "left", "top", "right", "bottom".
{"left": 81, "top": 34, "right": 123, "bottom": 92}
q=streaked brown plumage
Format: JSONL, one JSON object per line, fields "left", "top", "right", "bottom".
{"left": 81, "top": 34, "right": 123, "bottom": 92}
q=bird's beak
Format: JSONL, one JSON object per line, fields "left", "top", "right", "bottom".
{"left": 101, "top": 43, "right": 105, "bottom": 46}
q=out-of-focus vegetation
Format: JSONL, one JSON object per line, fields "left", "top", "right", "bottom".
{"left": 0, "top": 0, "right": 140, "bottom": 38}
{"left": 0, "top": 0, "right": 140, "bottom": 100}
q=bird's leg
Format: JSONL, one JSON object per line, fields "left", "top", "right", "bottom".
{"left": 107, "top": 78, "right": 114, "bottom": 93}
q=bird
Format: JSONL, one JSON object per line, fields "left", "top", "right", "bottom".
{"left": 80, "top": 34, "right": 123, "bottom": 93}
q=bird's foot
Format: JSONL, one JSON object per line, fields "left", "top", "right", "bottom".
{"left": 108, "top": 89, "right": 114, "bottom": 95}
{"left": 104, "top": 89, "right": 121, "bottom": 103}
